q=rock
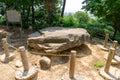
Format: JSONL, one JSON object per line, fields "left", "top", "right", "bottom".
{"left": 0, "top": 53, "right": 16, "bottom": 63}
{"left": 28, "top": 27, "right": 90, "bottom": 54}
{"left": 39, "top": 56, "right": 51, "bottom": 70}
{"left": 15, "top": 60, "right": 23, "bottom": 68}
{"left": 28, "top": 32, "right": 41, "bottom": 38}
{"left": 15, "top": 66, "right": 38, "bottom": 80}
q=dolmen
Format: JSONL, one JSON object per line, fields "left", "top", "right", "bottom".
{"left": 28, "top": 27, "right": 90, "bottom": 54}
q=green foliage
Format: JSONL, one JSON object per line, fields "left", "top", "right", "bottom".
{"left": 0, "top": 0, "right": 120, "bottom": 42}
{"left": 94, "top": 62, "right": 104, "bottom": 70}
{"left": 0, "top": 0, "right": 62, "bottom": 30}
{"left": 74, "top": 11, "right": 90, "bottom": 24}
{"left": 0, "top": 15, "right": 6, "bottom": 25}
{"left": 62, "top": 14, "right": 76, "bottom": 27}
{"left": 82, "top": 0, "right": 120, "bottom": 38}
{"left": 34, "top": 8, "right": 48, "bottom": 29}
{"left": 62, "top": 11, "right": 91, "bottom": 28}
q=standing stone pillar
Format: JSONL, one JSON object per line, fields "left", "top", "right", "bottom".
{"left": 19, "top": 46, "right": 29, "bottom": 71}
{"left": 104, "top": 34, "right": 109, "bottom": 48}
{"left": 100, "top": 34, "right": 109, "bottom": 51}
{"left": 112, "top": 40, "right": 118, "bottom": 57}
{"left": 104, "top": 40, "right": 120, "bottom": 64}
{"left": 69, "top": 50, "right": 76, "bottom": 78}
{"left": 112, "top": 40, "right": 118, "bottom": 49}
{"left": 0, "top": 38, "right": 15, "bottom": 63}
{"left": 15, "top": 46, "right": 38, "bottom": 80}
{"left": 99, "top": 48, "right": 120, "bottom": 79}
{"left": 104, "top": 48, "right": 115, "bottom": 73}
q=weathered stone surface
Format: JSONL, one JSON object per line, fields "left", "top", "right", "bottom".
{"left": 39, "top": 56, "right": 51, "bottom": 70}
{"left": 28, "top": 27, "right": 90, "bottom": 54}
{"left": 0, "top": 53, "right": 15, "bottom": 63}
{"left": 15, "top": 60, "right": 23, "bottom": 68}
{"left": 15, "top": 66, "right": 38, "bottom": 80}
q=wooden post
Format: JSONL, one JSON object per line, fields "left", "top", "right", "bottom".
{"left": 112, "top": 40, "right": 118, "bottom": 58}
{"left": 112, "top": 40, "right": 118, "bottom": 49}
{"left": 69, "top": 50, "right": 76, "bottom": 78}
{"left": 2, "top": 38, "right": 9, "bottom": 57}
{"left": 104, "top": 34, "right": 109, "bottom": 48}
{"left": 19, "top": 46, "right": 29, "bottom": 71}
{"left": 104, "top": 48, "right": 115, "bottom": 73}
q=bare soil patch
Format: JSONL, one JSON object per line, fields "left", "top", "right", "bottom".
{"left": 0, "top": 27, "right": 120, "bottom": 80}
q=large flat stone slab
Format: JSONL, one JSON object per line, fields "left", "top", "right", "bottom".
{"left": 28, "top": 27, "right": 90, "bottom": 54}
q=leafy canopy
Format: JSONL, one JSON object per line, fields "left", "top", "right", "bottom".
{"left": 82, "top": 0, "right": 120, "bottom": 38}
{"left": 74, "top": 11, "right": 90, "bottom": 24}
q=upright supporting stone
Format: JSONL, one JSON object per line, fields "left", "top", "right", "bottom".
{"left": 15, "top": 46, "right": 38, "bottom": 80}
{"left": 0, "top": 38, "right": 15, "bottom": 63}
{"left": 104, "top": 34, "right": 109, "bottom": 48}
{"left": 19, "top": 46, "right": 29, "bottom": 71}
{"left": 69, "top": 50, "right": 76, "bottom": 78}
{"left": 104, "top": 48, "right": 115, "bottom": 73}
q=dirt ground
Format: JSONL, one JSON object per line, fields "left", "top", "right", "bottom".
{"left": 0, "top": 27, "right": 120, "bottom": 80}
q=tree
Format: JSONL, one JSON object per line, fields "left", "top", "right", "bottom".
{"left": 0, "top": 0, "right": 44, "bottom": 29}
{"left": 61, "top": 0, "right": 66, "bottom": 17}
{"left": 0, "top": 0, "right": 62, "bottom": 30}
{"left": 82, "top": 0, "right": 120, "bottom": 38}
{"left": 74, "top": 11, "right": 90, "bottom": 24}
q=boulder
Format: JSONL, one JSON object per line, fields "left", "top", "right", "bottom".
{"left": 28, "top": 27, "right": 90, "bottom": 54}
{"left": 39, "top": 56, "right": 51, "bottom": 70}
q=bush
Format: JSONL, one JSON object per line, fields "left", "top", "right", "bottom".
{"left": 62, "top": 15, "right": 76, "bottom": 27}
{"left": 94, "top": 62, "right": 104, "bottom": 70}
{"left": 74, "top": 11, "right": 90, "bottom": 24}
{"left": 0, "top": 15, "right": 6, "bottom": 25}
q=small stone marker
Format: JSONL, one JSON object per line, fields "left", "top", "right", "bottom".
{"left": 15, "top": 46, "right": 38, "bottom": 80}
{"left": 99, "top": 48, "right": 120, "bottom": 79}
{"left": 62, "top": 50, "right": 84, "bottom": 80}
{"left": 69, "top": 50, "right": 76, "bottom": 78}
{"left": 104, "top": 40, "right": 120, "bottom": 64}
{"left": 0, "top": 38, "right": 15, "bottom": 63}
{"left": 39, "top": 56, "right": 51, "bottom": 70}
{"left": 15, "top": 60, "right": 23, "bottom": 68}
{"left": 104, "top": 48, "right": 115, "bottom": 73}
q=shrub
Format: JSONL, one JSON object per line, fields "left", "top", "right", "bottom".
{"left": 94, "top": 62, "right": 104, "bottom": 70}
{"left": 62, "top": 15, "right": 76, "bottom": 27}
{"left": 0, "top": 15, "right": 6, "bottom": 25}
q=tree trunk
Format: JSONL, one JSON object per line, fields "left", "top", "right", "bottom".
{"left": 22, "top": 9, "right": 25, "bottom": 19}
{"left": 26, "top": 7, "right": 30, "bottom": 26}
{"left": 44, "top": 1, "right": 56, "bottom": 25}
{"left": 32, "top": 5, "right": 35, "bottom": 30}
{"left": 21, "top": 9, "right": 25, "bottom": 29}
{"left": 61, "top": 0, "right": 66, "bottom": 17}
{"left": 112, "top": 29, "right": 117, "bottom": 39}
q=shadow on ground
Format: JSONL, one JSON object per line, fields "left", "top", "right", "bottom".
{"left": 51, "top": 44, "right": 92, "bottom": 66}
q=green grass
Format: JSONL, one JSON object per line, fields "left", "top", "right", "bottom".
{"left": 94, "top": 62, "right": 104, "bottom": 70}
